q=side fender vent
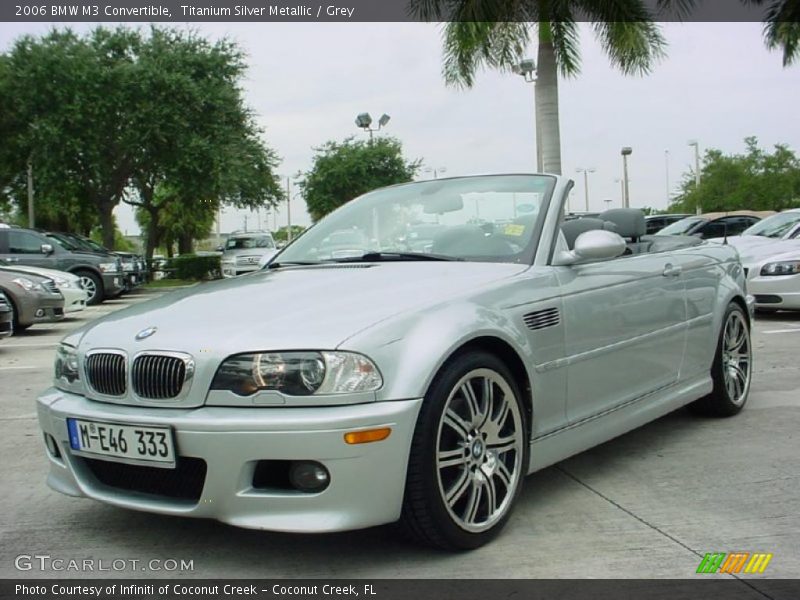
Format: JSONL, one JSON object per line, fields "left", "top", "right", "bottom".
{"left": 523, "top": 307, "right": 560, "bottom": 331}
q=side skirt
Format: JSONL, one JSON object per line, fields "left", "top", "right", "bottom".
{"left": 527, "top": 373, "right": 712, "bottom": 474}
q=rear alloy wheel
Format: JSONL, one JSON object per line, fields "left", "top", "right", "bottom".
{"left": 402, "top": 351, "right": 528, "bottom": 550}
{"left": 77, "top": 271, "right": 104, "bottom": 305}
{"left": 690, "top": 303, "right": 752, "bottom": 417}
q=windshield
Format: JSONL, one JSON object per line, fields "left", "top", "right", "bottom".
{"left": 226, "top": 235, "right": 275, "bottom": 250}
{"left": 741, "top": 211, "right": 800, "bottom": 238}
{"left": 657, "top": 217, "right": 706, "bottom": 235}
{"left": 275, "top": 175, "right": 556, "bottom": 264}
{"left": 46, "top": 233, "right": 81, "bottom": 251}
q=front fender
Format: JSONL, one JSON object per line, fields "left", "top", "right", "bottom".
{"left": 339, "top": 300, "right": 535, "bottom": 403}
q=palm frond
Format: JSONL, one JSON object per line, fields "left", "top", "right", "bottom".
{"left": 550, "top": 20, "right": 582, "bottom": 77}
{"left": 442, "top": 21, "right": 530, "bottom": 88}
{"left": 762, "top": 0, "right": 800, "bottom": 66}
{"left": 654, "top": 0, "right": 700, "bottom": 20}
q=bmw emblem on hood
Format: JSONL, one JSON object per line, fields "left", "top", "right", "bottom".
{"left": 135, "top": 326, "right": 158, "bottom": 341}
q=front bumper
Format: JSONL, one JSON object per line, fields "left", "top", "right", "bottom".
{"left": 0, "top": 310, "right": 11, "bottom": 338}
{"left": 21, "top": 295, "right": 65, "bottom": 326}
{"left": 61, "top": 287, "right": 88, "bottom": 314}
{"left": 37, "top": 389, "right": 422, "bottom": 532}
{"left": 101, "top": 273, "right": 124, "bottom": 297}
{"left": 748, "top": 273, "right": 800, "bottom": 310}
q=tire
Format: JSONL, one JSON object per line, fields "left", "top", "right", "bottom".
{"left": 7, "top": 297, "right": 29, "bottom": 333}
{"left": 401, "top": 351, "right": 529, "bottom": 550}
{"left": 76, "top": 271, "right": 104, "bottom": 305}
{"left": 689, "top": 302, "right": 752, "bottom": 417}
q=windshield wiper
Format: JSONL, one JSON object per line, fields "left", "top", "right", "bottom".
{"left": 266, "top": 261, "right": 322, "bottom": 269}
{"left": 331, "top": 251, "right": 462, "bottom": 263}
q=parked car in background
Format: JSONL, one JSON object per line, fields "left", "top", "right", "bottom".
{"left": 708, "top": 208, "right": 800, "bottom": 251}
{"left": 37, "top": 174, "right": 752, "bottom": 550}
{"left": 22, "top": 230, "right": 123, "bottom": 305}
{"left": 0, "top": 292, "right": 12, "bottom": 339}
{"left": 736, "top": 240, "right": 800, "bottom": 312}
{"left": 221, "top": 231, "right": 278, "bottom": 277}
{"left": 644, "top": 213, "right": 692, "bottom": 235}
{"left": 0, "top": 261, "right": 88, "bottom": 314}
{"left": 0, "top": 267, "right": 64, "bottom": 331}
{"left": 47, "top": 233, "right": 146, "bottom": 292}
{"left": 656, "top": 211, "right": 772, "bottom": 239}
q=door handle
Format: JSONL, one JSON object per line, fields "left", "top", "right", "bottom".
{"left": 663, "top": 263, "right": 682, "bottom": 277}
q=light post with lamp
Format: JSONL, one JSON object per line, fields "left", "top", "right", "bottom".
{"left": 621, "top": 147, "right": 633, "bottom": 208}
{"left": 575, "top": 167, "right": 596, "bottom": 212}
{"left": 688, "top": 139, "right": 701, "bottom": 214}
{"left": 512, "top": 58, "right": 541, "bottom": 172}
{"left": 355, "top": 112, "right": 390, "bottom": 142}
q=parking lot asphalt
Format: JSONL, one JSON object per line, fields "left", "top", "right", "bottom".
{"left": 0, "top": 290, "right": 798, "bottom": 579}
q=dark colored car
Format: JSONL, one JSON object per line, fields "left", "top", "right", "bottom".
{"left": 644, "top": 213, "right": 692, "bottom": 235}
{"left": 0, "top": 267, "right": 65, "bottom": 331}
{"left": 0, "top": 227, "right": 123, "bottom": 305}
{"left": 50, "top": 233, "right": 147, "bottom": 291}
{"left": 656, "top": 213, "right": 765, "bottom": 240}
{"left": 0, "top": 292, "right": 12, "bottom": 339}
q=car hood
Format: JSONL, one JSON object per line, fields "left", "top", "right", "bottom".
{"left": 738, "top": 239, "right": 800, "bottom": 265}
{"left": 0, "top": 265, "right": 80, "bottom": 283}
{"left": 73, "top": 262, "right": 528, "bottom": 354}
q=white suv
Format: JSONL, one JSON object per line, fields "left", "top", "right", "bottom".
{"left": 220, "top": 231, "right": 278, "bottom": 278}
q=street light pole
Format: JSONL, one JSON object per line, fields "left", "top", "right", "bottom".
{"left": 513, "top": 58, "right": 541, "bottom": 172}
{"left": 27, "top": 156, "right": 35, "bottom": 228}
{"left": 665, "top": 149, "right": 670, "bottom": 205}
{"left": 575, "top": 167, "right": 595, "bottom": 212}
{"left": 286, "top": 176, "right": 293, "bottom": 242}
{"left": 621, "top": 147, "right": 633, "bottom": 208}
{"left": 688, "top": 140, "right": 701, "bottom": 214}
{"left": 355, "top": 112, "right": 390, "bottom": 143}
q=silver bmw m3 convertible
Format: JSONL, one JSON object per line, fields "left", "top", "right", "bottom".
{"left": 37, "top": 174, "right": 753, "bottom": 549}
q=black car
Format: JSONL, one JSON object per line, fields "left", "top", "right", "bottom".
{"left": 656, "top": 213, "right": 763, "bottom": 239}
{"left": 0, "top": 227, "right": 123, "bottom": 305}
{"left": 50, "top": 232, "right": 146, "bottom": 291}
{"left": 644, "top": 213, "right": 692, "bottom": 235}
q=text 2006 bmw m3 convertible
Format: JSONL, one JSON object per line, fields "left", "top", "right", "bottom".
{"left": 37, "top": 175, "right": 753, "bottom": 549}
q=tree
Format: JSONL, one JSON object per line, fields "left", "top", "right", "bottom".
{"left": 413, "top": 2, "right": 668, "bottom": 174}
{"left": 123, "top": 27, "right": 282, "bottom": 259}
{"left": 753, "top": 0, "right": 800, "bottom": 66}
{"left": 669, "top": 137, "right": 800, "bottom": 213}
{"left": 273, "top": 225, "right": 306, "bottom": 244}
{"left": 301, "top": 137, "right": 420, "bottom": 221}
{"left": 0, "top": 26, "right": 282, "bottom": 254}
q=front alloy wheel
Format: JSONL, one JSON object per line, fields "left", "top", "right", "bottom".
{"left": 402, "top": 351, "right": 528, "bottom": 549}
{"left": 690, "top": 302, "right": 752, "bottom": 417}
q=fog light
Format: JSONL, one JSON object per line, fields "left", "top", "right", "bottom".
{"left": 288, "top": 461, "right": 329, "bottom": 493}
{"left": 35, "top": 309, "right": 45, "bottom": 317}
{"left": 43, "top": 433, "right": 61, "bottom": 459}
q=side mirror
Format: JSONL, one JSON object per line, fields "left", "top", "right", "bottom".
{"left": 41, "top": 243, "right": 54, "bottom": 255}
{"left": 554, "top": 230, "right": 627, "bottom": 266}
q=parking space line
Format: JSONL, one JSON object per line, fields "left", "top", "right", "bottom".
{"left": 763, "top": 328, "right": 800, "bottom": 334}
{"left": 3, "top": 342, "right": 59, "bottom": 348}
{"left": 0, "top": 366, "right": 39, "bottom": 370}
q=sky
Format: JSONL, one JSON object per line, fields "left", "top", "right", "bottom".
{"left": 1, "top": 20, "right": 798, "bottom": 236}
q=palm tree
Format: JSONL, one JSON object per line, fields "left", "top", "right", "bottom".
{"left": 411, "top": 1, "right": 668, "bottom": 175}
{"left": 413, "top": 1, "right": 800, "bottom": 176}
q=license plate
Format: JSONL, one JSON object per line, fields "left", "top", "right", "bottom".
{"left": 67, "top": 418, "right": 175, "bottom": 467}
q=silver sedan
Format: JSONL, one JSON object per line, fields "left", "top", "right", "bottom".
{"left": 37, "top": 174, "right": 752, "bottom": 549}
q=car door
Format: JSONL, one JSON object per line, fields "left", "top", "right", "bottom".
{"left": 2, "top": 230, "right": 53, "bottom": 268}
{"left": 555, "top": 251, "right": 687, "bottom": 424}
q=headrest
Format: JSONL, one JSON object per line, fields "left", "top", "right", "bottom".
{"left": 560, "top": 218, "right": 617, "bottom": 249}
{"left": 598, "top": 209, "right": 646, "bottom": 239}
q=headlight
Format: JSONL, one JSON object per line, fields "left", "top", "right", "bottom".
{"left": 53, "top": 276, "right": 71, "bottom": 288}
{"left": 760, "top": 260, "right": 800, "bottom": 276}
{"left": 12, "top": 277, "right": 35, "bottom": 291}
{"left": 54, "top": 344, "right": 83, "bottom": 393}
{"left": 98, "top": 262, "right": 118, "bottom": 273}
{"left": 211, "top": 351, "right": 383, "bottom": 396}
